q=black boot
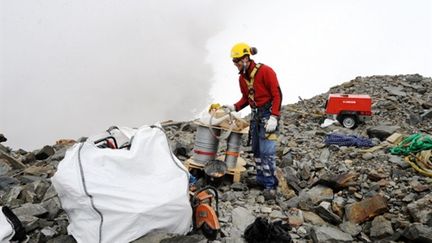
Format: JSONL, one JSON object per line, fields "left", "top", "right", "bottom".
{"left": 2, "top": 206, "right": 26, "bottom": 241}
{"left": 262, "top": 189, "right": 276, "bottom": 201}
{"left": 245, "top": 177, "right": 264, "bottom": 189}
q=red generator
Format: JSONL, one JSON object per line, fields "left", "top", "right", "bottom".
{"left": 325, "top": 94, "right": 372, "bottom": 129}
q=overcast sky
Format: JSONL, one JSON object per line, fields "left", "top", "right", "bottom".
{"left": 1, "top": 0, "right": 431, "bottom": 150}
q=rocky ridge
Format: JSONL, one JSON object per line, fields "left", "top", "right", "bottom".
{"left": 0, "top": 74, "right": 431, "bottom": 242}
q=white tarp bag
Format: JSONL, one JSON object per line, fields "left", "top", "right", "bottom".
{"left": 0, "top": 207, "right": 14, "bottom": 243}
{"left": 52, "top": 125, "right": 192, "bottom": 243}
{"left": 0, "top": 206, "right": 25, "bottom": 243}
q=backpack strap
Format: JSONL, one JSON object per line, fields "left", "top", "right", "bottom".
{"left": 244, "top": 63, "right": 262, "bottom": 108}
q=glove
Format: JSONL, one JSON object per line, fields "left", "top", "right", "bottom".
{"left": 222, "top": 104, "right": 235, "bottom": 113}
{"left": 265, "top": 115, "right": 278, "bottom": 133}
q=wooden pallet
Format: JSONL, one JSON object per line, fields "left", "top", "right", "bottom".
{"left": 184, "top": 158, "right": 246, "bottom": 183}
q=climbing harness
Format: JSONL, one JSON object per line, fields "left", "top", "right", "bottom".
{"left": 244, "top": 63, "right": 261, "bottom": 108}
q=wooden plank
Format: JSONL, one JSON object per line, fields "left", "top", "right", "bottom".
{"left": 386, "top": 133, "right": 404, "bottom": 144}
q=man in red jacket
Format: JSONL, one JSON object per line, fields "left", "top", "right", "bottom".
{"left": 224, "top": 42, "right": 283, "bottom": 200}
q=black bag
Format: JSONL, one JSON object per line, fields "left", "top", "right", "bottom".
{"left": 244, "top": 217, "right": 292, "bottom": 243}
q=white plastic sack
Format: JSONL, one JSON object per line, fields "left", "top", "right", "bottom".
{"left": 320, "top": 118, "right": 339, "bottom": 128}
{"left": 52, "top": 125, "right": 192, "bottom": 243}
{"left": 0, "top": 207, "right": 14, "bottom": 243}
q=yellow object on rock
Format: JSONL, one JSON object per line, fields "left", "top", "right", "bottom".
{"left": 209, "top": 103, "right": 222, "bottom": 112}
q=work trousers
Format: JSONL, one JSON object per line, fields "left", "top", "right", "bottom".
{"left": 250, "top": 108, "right": 278, "bottom": 189}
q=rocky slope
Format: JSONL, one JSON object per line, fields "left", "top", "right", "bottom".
{"left": 1, "top": 74, "right": 431, "bottom": 242}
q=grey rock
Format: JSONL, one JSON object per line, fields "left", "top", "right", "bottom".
{"left": 161, "top": 234, "right": 207, "bottom": 243}
{"left": 366, "top": 125, "right": 400, "bottom": 141}
{"left": 383, "top": 86, "right": 407, "bottom": 96}
{"left": 260, "top": 206, "right": 272, "bottom": 214}
{"left": 132, "top": 231, "right": 176, "bottom": 243}
{"left": 0, "top": 134, "right": 6, "bottom": 143}
{"left": 281, "top": 152, "right": 294, "bottom": 167}
{"left": 41, "top": 226, "right": 57, "bottom": 238}
{"left": 230, "top": 182, "right": 247, "bottom": 191}
{"left": 407, "top": 193, "right": 432, "bottom": 225}
{"left": 17, "top": 214, "right": 40, "bottom": 232}
{"left": 269, "top": 210, "right": 286, "bottom": 219}
{"left": 287, "top": 208, "right": 304, "bottom": 228}
{"left": 311, "top": 226, "right": 354, "bottom": 243}
{"left": 0, "top": 151, "right": 25, "bottom": 169}
{"left": 13, "top": 202, "right": 48, "bottom": 217}
{"left": 314, "top": 202, "right": 342, "bottom": 225}
{"left": 388, "top": 155, "right": 410, "bottom": 169}
{"left": 35, "top": 145, "right": 55, "bottom": 160}
{"left": 402, "top": 223, "right": 432, "bottom": 242}
{"left": 3, "top": 185, "right": 22, "bottom": 204}
{"left": 361, "top": 152, "right": 374, "bottom": 160}
{"left": 0, "top": 144, "right": 8, "bottom": 153}
{"left": 303, "top": 211, "right": 327, "bottom": 226}
{"left": 231, "top": 207, "right": 255, "bottom": 231}
{"left": 43, "top": 184, "right": 58, "bottom": 201}
{"left": 306, "top": 185, "right": 334, "bottom": 205}
{"left": 0, "top": 159, "right": 12, "bottom": 175}
{"left": 256, "top": 195, "right": 265, "bottom": 204}
{"left": 50, "top": 147, "right": 68, "bottom": 161}
{"left": 339, "top": 221, "right": 362, "bottom": 236}
{"left": 319, "top": 148, "right": 330, "bottom": 164}
{"left": 41, "top": 198, "right": 61, "bottom": 220}
{"left": 370, "top": 215, "right": 394, "bottom": 239}
{"left": 408, "top": 112, "right": 422, "bottom": 125}
{"left": 282, "top": 166, "right": 301, "bottom": 193}
{"left": 421, "top": 109, "right": 432, "bottom": 120}
{"left": 22, "top": 152, "right": 36, "bottom": 164}
{"left": 47, "top": 235, "right": 77, "bottom": 243}
{"left": 406, "top": 74, "right": 424, "bottom": 82}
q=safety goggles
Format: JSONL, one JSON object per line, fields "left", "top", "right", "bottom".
{"left": 232, "top": 57, "right": 243, "bottom": 63}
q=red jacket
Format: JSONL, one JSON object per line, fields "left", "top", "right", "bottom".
{"left": 234, "top": 60, "right": 282, "bottom": 116}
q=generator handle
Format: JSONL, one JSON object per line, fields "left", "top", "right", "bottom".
{"left": 93, "top": 136, "right": 119, "bottom": 149}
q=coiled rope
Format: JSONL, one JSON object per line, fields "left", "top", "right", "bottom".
{"left": 389, "top": 133, "right": 432, "bottom": 156}
{"left": 390, "top": 133, "right": 432, "bottom": 177}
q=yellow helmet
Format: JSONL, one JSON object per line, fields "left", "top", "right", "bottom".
{"left": 230, "top": 42, "right": 257, "bottom": 58}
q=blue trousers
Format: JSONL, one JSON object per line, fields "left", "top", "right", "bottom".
{"left": 250, "top": 111, "right": 278, "bottom": 189}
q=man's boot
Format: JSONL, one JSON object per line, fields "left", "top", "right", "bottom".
{"left": 245, "top": 177, "right": 264, "bottom": 189}
{"left": 262, "top": 188, "right": 276, "bottom": 201}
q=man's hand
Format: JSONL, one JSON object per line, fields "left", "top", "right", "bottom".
{"left": 222, "top": 104, "right": 235, "bottom": 113}
{"left": 265, "top": 115, "right": 278, "bottom": 133}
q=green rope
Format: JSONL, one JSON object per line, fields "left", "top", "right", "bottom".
{"left": 390, "top": 133, "right": 432, "bottom": 155}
